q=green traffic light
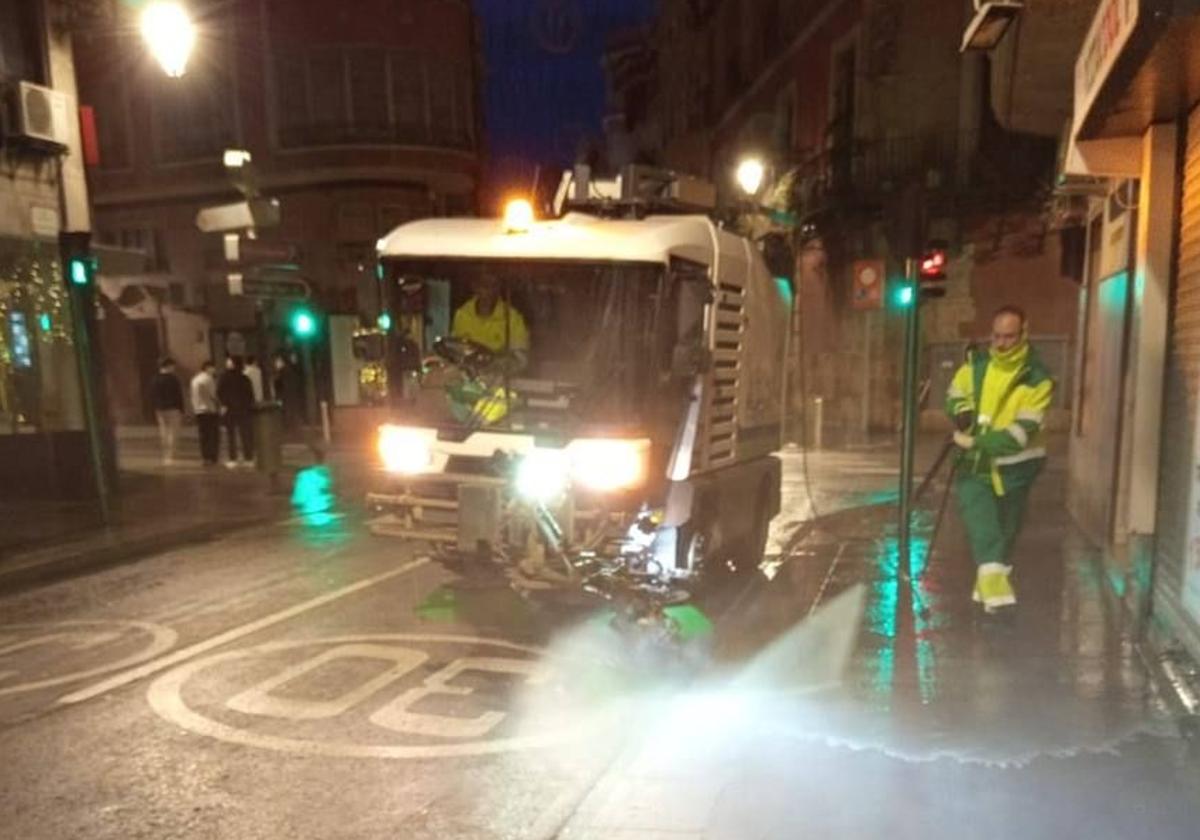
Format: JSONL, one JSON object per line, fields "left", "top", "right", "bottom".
{"left": 69, "top": 257, "right": 94, "bottom": 286}
{"left": 377, "top": 312, "right": 392, "bottom": 331}
{"left": 38, "top": 313, "right": 51, "bottom": 332}
{"left": 893, "top": 284, "right": 915, "bottom": 308}
{"left": 292, "top": 310, "right": 317, "bottom": 337}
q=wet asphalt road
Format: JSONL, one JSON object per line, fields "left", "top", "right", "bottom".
{"left": 1, "top": 454, "right": 1199, "bottom": 839}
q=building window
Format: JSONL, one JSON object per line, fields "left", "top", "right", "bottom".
{"left": 0, "top": 2, "right": 44, "bottom": 84}
{"left": 348, "top": 49, "right": 391, "bottom": 142}
{"left": 151, "top": 61, "right": 238, "bottom": 164}
{"left": 91, "top": 85, "right": 132, "bottom": 171}
{"left": 272, "top": 46, "right": 473, "bottom": 150}
{"left": 95, "top": 227, "right": 170, "bottom": 272}
{"left": 380, "top": 203, "right": 416, "bottom": 232}
{"left": 391, "top": 50, "right": 428, "bottom": 141}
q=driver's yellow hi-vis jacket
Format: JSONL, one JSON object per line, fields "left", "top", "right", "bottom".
{"left": 451, "top": 298, "right": 529, "bottom": 354}
{"left": 944, "top": 341, "right": 1054, "bottom": 494}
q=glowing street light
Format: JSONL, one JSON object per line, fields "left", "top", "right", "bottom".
{"left": 140, "top": 2, "right": 196, "bottom": 78}
{"left": 735, "top": 157, "right": 766, "bottom": 196}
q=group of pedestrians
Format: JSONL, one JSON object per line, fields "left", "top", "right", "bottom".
{"left": 150, "top": 354, "right": 298, "bottom": 469}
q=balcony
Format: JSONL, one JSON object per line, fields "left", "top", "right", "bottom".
{"left": 788, "top": 130, "right": 1056, "bottom": 221}
{"left": 271, "top": 46, "right": 476, "bottom": 153}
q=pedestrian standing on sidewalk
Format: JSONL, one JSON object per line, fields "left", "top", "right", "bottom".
{"left": 190, "top": 360, "right": 221, "bottom": 466}
{"left": 945, "top": 306, "right": 1054, "bottom": 613}
{"left": 149, "top": 357, "right": 185, "bottom": 465}
{"left": 217, "top": 356, "right": 256, "bottom": 468}
{"left": 244, "top": 354, "right": 265, "bottom": 405}
{"left": 273, "top": 351, "right": 304, "bottom": 432}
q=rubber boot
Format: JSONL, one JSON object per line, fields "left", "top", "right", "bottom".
{"left": 976, "top": 563, "right": 1015, "bottom": 612}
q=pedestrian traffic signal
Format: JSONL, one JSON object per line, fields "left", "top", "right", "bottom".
{"left": 918, "top": 241, "right": 949, "bottom": 300}
{"left": 60, "top": 231, "right": 97, "bottom": 289}
{"left": 891, "top": 282, "right": 915, "bottom": 309}
{"left": 68, "top": 256, "right": 98, "bottom": 286}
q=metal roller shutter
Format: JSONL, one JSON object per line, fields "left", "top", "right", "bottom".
{"left": 1153, "top": 105, "right": 1200, "bottom": 660}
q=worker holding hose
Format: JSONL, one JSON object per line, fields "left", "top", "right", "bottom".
{"left": 945, "top": 306, "right": 1054, "bottom": 613}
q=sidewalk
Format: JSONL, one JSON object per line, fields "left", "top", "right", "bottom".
{"left": 552, "top": 433, "right": 1193, "bottom": 839}
{"left": 0, "top": 425, "right": 369, "bottom": 592}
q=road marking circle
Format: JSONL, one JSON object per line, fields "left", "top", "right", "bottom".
{"left": 148, "top": 634, "right": 577, "bottom": 759}
{"left": 0, "top": 620, "right": 178, "bottom": 697}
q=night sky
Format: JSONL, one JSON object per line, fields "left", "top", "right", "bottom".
{"left": 473, "top": 0, "right": 659, "bottom": 208}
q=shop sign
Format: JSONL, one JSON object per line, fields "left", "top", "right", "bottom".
{"left": 1074, "top": 0, "right": 1139, "bottom": 136}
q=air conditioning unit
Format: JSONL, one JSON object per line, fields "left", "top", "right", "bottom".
{"left": 6, "top": 81, "right": 71, "bottom": 150}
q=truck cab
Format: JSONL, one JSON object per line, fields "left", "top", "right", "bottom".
{"left": 367, "top": 168, "right": 790, "bottom": 614}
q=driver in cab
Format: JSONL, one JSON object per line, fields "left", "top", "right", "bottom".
{"left": 451, "top": 274, "right": 529, "bottom": 371}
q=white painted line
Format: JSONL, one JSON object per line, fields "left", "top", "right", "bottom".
{"left": 147, "top": 634, "right": 571, "bottom": 758}
{"left": 0, "top": 621, "right": 178, "bottom": 697}
{"left": 57, "top": 556, "right": 431, "bottom": 706}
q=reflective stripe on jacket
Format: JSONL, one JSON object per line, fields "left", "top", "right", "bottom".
{"left": 944, "top": 342, "right": 1054, "bottom": 494}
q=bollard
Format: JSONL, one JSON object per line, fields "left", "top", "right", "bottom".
{"left": 254, "top": 401, "right": 284, "bottom": 475}
{"left": 812, "top": 396, "right": 824, "bottom": 450}
{"left": 320, "top": 399, "right": 332, "bottom": 445}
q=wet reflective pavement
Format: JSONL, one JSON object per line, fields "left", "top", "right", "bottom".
{"left": 0, "top": 444, "right": 1197, "bottom": 839}
{"left": 555, "top": 447, "right": 1200, "bottom": 838}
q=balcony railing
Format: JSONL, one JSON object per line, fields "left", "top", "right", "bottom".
{"left": 787, "top": 130, "right": 1055, "bottom": 219}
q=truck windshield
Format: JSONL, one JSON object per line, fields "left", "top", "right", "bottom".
{"left": 381, "top": 259, "right": 690, "bottom": 436}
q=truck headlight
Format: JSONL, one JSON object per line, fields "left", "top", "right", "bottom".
{"left": 378, "top": 425, "right": 434, "bottom": 474}
{"left": 567, "top": 438, "right": 650, "bottom": 492}
{"left": 516, "top": 449, "right": 569, "bottom": 503}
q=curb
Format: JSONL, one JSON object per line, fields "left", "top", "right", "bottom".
{"left": 1136, "top": 637, "right": 1200, "bottom": 746}
{"left": 0, "top": 513, "right": 281, "bottom": 597}
{"left": 1087, "top": 547, "right": 1200, "bottom": 745}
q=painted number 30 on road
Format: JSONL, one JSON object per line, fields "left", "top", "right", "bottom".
{"left": 148, "top": 634, "right": 565, "bottom": 759}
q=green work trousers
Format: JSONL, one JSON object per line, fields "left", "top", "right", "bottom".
{"left": 954, "top": 459, "right": 1043, "bottom": 567}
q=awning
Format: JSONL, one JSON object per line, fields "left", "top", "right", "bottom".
{"left": 1073, "top": 0, "right": 1200, "bottom": 143}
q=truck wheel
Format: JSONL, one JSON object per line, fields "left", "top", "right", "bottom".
{"left": 677, "top": 525, "right": 706, "bottom": 575}
{"left": 730, "top": 484, "right": 772, "bottom": 576}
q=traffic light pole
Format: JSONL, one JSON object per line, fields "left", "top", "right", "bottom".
{"left": 898, "top": 257, "right": 919, "bottom": 564}
{"left": 301, "top": 341, "right": 318, "bottom": 428}
{"left": 64, "top": 256, "right": 111, "bottom": 524}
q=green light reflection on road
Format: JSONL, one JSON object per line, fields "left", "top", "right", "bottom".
{"left": 866, "top": 539, "right": 898, "bottom": 706}
{"left": 866, "top": 535, "right": 941, "bottom": 706}
{"left": 907, "top": 536, "right": 940, "bottom": 705}
{"left": 416, "top": 587, "right": 460, "bottom": 622}
{"left": 290, "top": 466, "right": 350, "bottom": 547}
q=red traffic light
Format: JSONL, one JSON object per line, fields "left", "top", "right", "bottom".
{"left": 918, "top": 242, "right": 948, "bottom": 300}
{"left": 919, "top": 249, "right": 946, "bottom": 278}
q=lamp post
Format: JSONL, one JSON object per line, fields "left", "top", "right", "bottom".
{"left": 140, "top": 1, "right": 196, "bottom": 78}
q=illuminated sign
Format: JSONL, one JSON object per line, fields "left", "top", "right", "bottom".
{"left": 8, "top": 313, "right": 32, "bottom": 369}
{"left": 1073, "top": 0, "right": 1139, "bottom": 136}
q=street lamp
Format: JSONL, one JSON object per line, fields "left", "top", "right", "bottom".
{"left": 960, "top": 1, "right": 1023, "bottom": 52}
{"left": 735, "top": 157, "right": 766, "bottom": 197}
{"left": 140, "top": 1, "right": 196, "bottom": 78}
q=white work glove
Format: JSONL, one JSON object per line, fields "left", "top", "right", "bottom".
{"left": 953, "top": 431, "right": 975, "bottom": 450}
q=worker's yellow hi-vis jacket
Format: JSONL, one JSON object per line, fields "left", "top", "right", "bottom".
{"left": 944, "top": 341, "right": 1054, "bottom": 495}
